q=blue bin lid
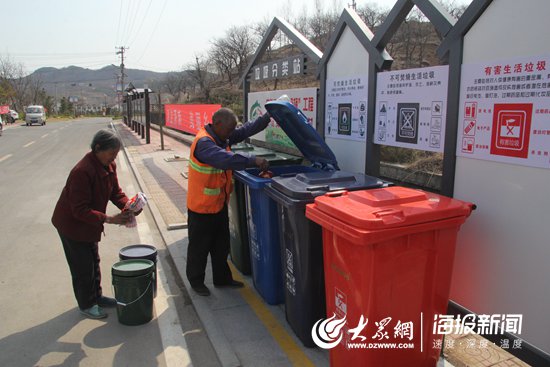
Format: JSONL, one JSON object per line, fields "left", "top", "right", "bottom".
{"left": 265, "top": 101, "right": 339, "bottom": 170}
{"left": 269, "top": 171, "right": 389, "bottom": 201}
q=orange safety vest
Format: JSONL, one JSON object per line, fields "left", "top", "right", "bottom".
{"left": 187, "top": 128, "right": 233, "bottom": 213}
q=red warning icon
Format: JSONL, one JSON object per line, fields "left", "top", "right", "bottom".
{"left": 464, "top": 102, "right": 477, "bottom": 119}
{"left": 490, "top": 104, "right": 532, "bottom": 159}
{"left": 462, "top": 137, "right": 475, "bottom": 154}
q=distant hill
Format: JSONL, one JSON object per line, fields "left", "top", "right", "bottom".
{"left": 30, "top": 65, "right": 169, "bottom": 107}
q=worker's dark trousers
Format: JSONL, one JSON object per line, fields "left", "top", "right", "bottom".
{"left": 186, "top": 205, "right": 234, "bottom": 288}
{"left": 58, "top": 232, "right": 102, "bottom": 310}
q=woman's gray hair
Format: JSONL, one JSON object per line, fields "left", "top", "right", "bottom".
{"left": 90, "top": 129, "right": 122, "bottom": 152}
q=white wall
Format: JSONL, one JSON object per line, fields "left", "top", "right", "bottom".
{"left": 452, "top": 0, "right": 550, "bottom": 352}
{"left": 326, "top": 26, "right": 369, "bottom": 173}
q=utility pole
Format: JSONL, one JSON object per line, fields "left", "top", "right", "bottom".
{"left": 54, "top": 82, "right": 58, "bottom": 115}
{"left": 115, "top": 46, "right": 128, "bottom": 113}
{"left": 114, "top": 74, "right": 122, "bottom": 113}
{"left": 158, "top": 89, "right": 164, "bottom": 150}
{"left": 348, "top": 0, "right": 357, "bottom": 11}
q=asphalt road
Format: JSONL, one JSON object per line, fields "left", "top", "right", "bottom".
{"left": 0, "top": 119, "right": 216, "bottom": 366}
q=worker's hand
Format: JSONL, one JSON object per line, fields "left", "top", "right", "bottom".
{"left": 106, "top": 211, "right": 133, "bottom": 225}
{"left": 255, "top": 157, "right": 269, "bottom": 171}
{"left": 261, "top": 112, "right": 272, "bottom": 125}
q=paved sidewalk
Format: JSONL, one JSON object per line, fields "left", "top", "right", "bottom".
{"left": 114, "top": 120, "right": 329, "bottom": 367}
{"left": 118, "top": 124, "right": 189, "bottom": 227}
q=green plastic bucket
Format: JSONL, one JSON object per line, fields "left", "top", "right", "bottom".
{"left": 119, "top": 244, "right": 158, "bottom": 297}
{"left": 112, "top": 259, "right": 155, "bottom": 326}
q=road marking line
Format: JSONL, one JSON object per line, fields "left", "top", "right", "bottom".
{"left": 231, "top": 264, "right": 316, "bottom": 367}
{"left": 41, "top": 134, "right": 49, "bottom": 139}
{"left": 23, "top": 141, "right": 35, "bottom": 148}
{"left": 0, "top": 154, "right": 13, "bottom": 163}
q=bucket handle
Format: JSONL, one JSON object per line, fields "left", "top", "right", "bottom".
{"left": 112, "top": 273, "right": 155, "bottom": 307}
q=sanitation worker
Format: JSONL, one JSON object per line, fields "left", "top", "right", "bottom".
{"left": 52, "top": 129, "right": 137, "bottom": 319}
{"left": 186, "top": 108, "right": 270, "bottom": 296}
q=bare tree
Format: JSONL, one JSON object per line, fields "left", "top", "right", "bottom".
{"left": 186, "top": 55, "right": 216, "bottom": 103}
{"left": 0, "top": 55, "right": 52, "bottom": 109}
{"left": 0, "top": 56, "right": 35, "bottom": 111}
{"left": 210, "top": 26, "right": 258, "bottom": 86}
{"left": 291, "top": 6, "right": 310, "bottom": 39}
{"left": 210, "top": 40, "right": 235, "bottom": 84}
{"left": 356, "top": 2, "right": 388, "bottom": 30}
{"left": 307, "top": 0, "right": 339, "bottom": 51}
{"left": 439, "top": 0, "right": 468, "bottom": 19}
{"left": 28, "top": 75, "right": 46, "bottom": 105}
{"left": 160, "top": 71, "right": 192, "bottom": 103}
{"left": 0, "top": 65, "right": 15, "bottom": 105}
{"left": 409, "top": 7, "right": 437, "bottom": 67}
{"left": 251, "top": 17, "right": 271, "bottom": 43}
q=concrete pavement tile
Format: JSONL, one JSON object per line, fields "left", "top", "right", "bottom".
{"left": 207, "top": 289, "right": 249, "bottom": 311}
{"left": 215, "top": 305, "right": 282, "bottom": 344}
{"left": 233, "top": 339, "right": 291, "bottom": 367}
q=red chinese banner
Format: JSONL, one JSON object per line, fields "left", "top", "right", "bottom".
{"left": 0, "top": 105, "right": 9, "bottom": 114}
{"left": 164, "top": 104, "right": 222, "bottom": 135}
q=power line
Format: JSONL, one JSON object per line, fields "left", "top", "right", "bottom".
{"left": 124, "top": 0, "right": 143, "bottom": 46}
{"left": 128, "top": 0, "right": 154, "bottom": 48}
{"left": 136, "top": 0, "right": 168, "bottom": 63}
{"left": 3, "top": 52, "right": 112, "bottom": 58}
{"left": 120, "top": 0, "right": 133, "bottom": 47}
{"left": 116, "top": 0, "right": 124, "bottom": 46}
{"left": 25, "top": 58, "right": 114, "bottom": 66}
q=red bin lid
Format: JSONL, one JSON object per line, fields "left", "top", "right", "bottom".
{"left": 311, "top": 186, "right": 473, "bottom": 231}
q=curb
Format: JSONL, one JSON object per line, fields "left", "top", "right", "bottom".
{"left": 112, "top": 121, "right": 241, "bottom": 367}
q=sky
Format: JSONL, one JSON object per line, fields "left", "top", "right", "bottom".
{"left": 2, "top": 0, "right": 471, "bottom": 75}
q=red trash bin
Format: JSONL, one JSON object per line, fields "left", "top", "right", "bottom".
{"left": 305, "top": 186, "right": 474, "bottom": 367}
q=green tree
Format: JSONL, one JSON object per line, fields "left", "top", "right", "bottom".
{"left": 43, "top": 95, "right": 54, "bottom": 115}
{"left": 59, "top": 97, "right": 74, "bottom": 115}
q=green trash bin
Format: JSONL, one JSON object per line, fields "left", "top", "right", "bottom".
{"left": 228, "top": 145, "right": 302, "bottom": 275}
{"left": 112, "top": 259, "right": 155, "bottom": 326}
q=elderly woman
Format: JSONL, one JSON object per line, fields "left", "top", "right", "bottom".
{"left": 52, "top": 129, "right": 134, "bottom": 319}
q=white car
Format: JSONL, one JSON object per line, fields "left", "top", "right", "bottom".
{"left": 26, "top": 105, "right": 47, "bottom": 126}
{"left": 9, "top": 110, "right": 19, "bottom": 121}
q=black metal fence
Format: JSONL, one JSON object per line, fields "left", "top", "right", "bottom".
{"left": 123, "top": 88, "right": 152, "bottom": 143}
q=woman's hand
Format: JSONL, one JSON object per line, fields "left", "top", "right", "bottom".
{"left": 106, "top": 211, "right": 133, "bottom": 225}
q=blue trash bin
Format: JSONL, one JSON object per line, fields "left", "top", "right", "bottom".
{"left": 234, "top": 165, "right": 318, "bottom": 304}
{"left": 234, "top": 101, "right": 341, "bottom": 305}
{"left": 229, "top": 146, "right": 302, "bottom": 276}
